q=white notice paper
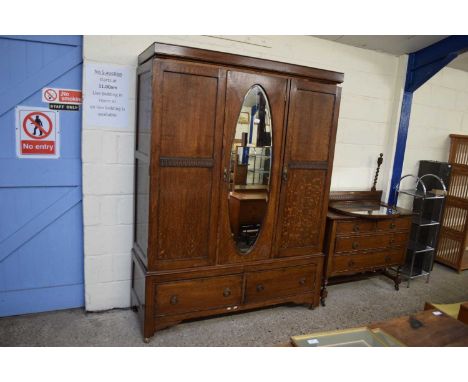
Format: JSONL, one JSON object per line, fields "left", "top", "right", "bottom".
{"left": 84, "top": 62, "right": 130, "bottom": 128}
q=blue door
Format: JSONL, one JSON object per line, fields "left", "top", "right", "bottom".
{"left": 0, "top": 36, "right": 84, "bottom": 316}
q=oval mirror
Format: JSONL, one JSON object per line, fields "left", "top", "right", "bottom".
{"left": 228, "top": 85, "right": 272, "bottom": 253}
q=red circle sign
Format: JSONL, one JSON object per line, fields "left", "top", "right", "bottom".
{"left": 44, "top": 88, "right": 57, "bottom": 101}
{"left": 22, "top": 111, "right": 53, "bottom": 140}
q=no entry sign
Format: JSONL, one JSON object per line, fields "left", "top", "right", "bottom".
{"left": 16, "top": 106, "right": 60, "bottom": 159}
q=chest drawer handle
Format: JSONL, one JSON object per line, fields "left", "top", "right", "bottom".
{"left": 390, "top": 222, "right": 396, "bottom": 229}
{"left": 223, "top": 287, "right": 231, "bottom": 297}
{"left": 352, "top": 242, "right": 359, "bottom": 250}
{"left": 348, "top": 259, "right": 355, "bottom": 267}
{"left": 256, "top": 284, "right": 264, "bottom": 292}
{"left": 299, "top": 277, "right": 306, "bottom": 286}
{"left": 170, "top": 295, "right": 178, "bottom": 305}
{"left": 353, "top": 224, "right": 360, "bottom": 232}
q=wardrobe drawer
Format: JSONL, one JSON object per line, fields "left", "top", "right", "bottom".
{"left": 244, "top": 264, "right": 317, "bottom": 304}
{"left": 336, "top": 220, "right": 375, "bottom": 235}
{"left": 154, "top": 275, "right": 242, "bottom": 316}
{"left": 335, "top": 233, "right": 393, "bottom": 253}
{"left": 376, "top": 218, "right": 411, "bottom": 232}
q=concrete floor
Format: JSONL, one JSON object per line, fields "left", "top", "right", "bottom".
{"left": 0, "top": 263, "right": 467, "bottom": 346}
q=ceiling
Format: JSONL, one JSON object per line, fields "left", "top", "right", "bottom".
{"left": 315, "top": 35, "right": 468, "bottom": 71}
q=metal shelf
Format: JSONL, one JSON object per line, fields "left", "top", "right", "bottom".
{"left": 407, "top": 241, "right": 434, "bottom": 254}
{"left": 411, "top": 216, "right": 440, "bottom": 227}
{"left": 399, "top": 267, "right": 431, "bottom": 280}
{"left": 398, "top": 189, "right": 445, "bottom": 199}
{"left": 394, "top": 174, "right": 447, "bottom": 288}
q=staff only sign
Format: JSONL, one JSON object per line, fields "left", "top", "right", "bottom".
{"left": 16, "top": 106, "right": 60, "bottom": 159}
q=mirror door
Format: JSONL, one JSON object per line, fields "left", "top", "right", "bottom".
{"left": 217, "top": 70, "right": 288, "bottom": 264}
{"left": 229, "top": 85, "right": 272, "bottom": 253}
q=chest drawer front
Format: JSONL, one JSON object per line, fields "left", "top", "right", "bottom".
{"left": 154, "top": 275, "right": 242, "bottom": 316}
{"left": 245, "top": 264, "right": 317, "bottom": 304}
{"left": 336, "top": 220, "right": 375, "bottom": 235}
{"left": 351, "top": 249, "right": 405, "bottom": 270}
{"left": 392, "top": 231, "right": 410, "bottom": 246}
{"left": 332, "top": 248, "right": 406, "bottom": 274}
{"left": 332, "top": 254, "right": 353, "bottom": 273}
{"left": 335, "top": 233, "right": 395, "bottom": 253}
{"left": 376, "top": 218, "right": 411, "bottom": 232}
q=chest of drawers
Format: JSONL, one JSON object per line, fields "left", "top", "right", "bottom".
{"left": 321, "top": 191, "right": 412, "bottom": 306}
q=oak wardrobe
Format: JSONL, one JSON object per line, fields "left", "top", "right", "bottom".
{"left": 131, "top": 43, "right": 343, "bottom": 341}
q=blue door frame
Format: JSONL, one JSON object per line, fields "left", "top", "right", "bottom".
{"left": 0, "top": 36, "right": 84, "bottom": 316}
{"left": 388, "top": 36, "right": 468, "bottom": 206}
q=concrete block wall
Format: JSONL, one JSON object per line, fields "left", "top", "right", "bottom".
{"left": 402, "top": 67, "right": 468, "bottom": 180}
{"left": 82, "top": 63, "right": 137, "bottom": 310}
{"left": 82, "top": 35, "right": 406, "bottom": 310}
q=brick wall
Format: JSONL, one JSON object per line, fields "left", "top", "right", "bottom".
{"left": 82, "top": 35, "right": 406, "bottom": 310}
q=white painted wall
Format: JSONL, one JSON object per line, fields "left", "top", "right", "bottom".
{"left": 402, "top": 66, "right": 468, "bottom": 178}
{"left": 82, "top": 35, "right": 406, "bottom": 310}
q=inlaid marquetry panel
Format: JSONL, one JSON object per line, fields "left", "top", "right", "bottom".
{"left": 159, "top": 157, "right": 214, "bottom": 168}
{"left": 279, "top": 169, "right": 326, "bottom": 250}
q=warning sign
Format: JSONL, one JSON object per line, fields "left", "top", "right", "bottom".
{"left": 16, "top": 106, "right": 60, "bottom": 159}
{"left": 42, "top": 88, "right": 82, "bottom": 104}
{"left": 43, "top": 88, "right": 58, "bottom": 102}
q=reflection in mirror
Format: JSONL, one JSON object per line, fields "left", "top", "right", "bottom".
{"left": 228, "top": 85, "right": 272, "bottom": 253}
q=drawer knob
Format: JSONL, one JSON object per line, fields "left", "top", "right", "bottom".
{"left": 352, "top": 241, "right": 359, "bottom": 250}
{"left": 348, "top": 259, "right": 355, "bottom": 267}
{"left": 390, "top": 222, "right": 396, "bottom": 229}
{"left": 353, "top": 224, "right": 360, "bottom": 232}
{"left": 223, "top": 287, "right": 231, "bottom": 297}
{"left": 299, "top": 277, "right": 306, "bottom": 286}
{"left": 256, "top": 284, "right": 264, "bottom": 292}
{"left": 170, "top": 295, "right": 178, "bottom": 305}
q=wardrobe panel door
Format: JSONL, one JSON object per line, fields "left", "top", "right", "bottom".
{"left": 288, "top": 89, "right": 335, "bottom": 162}
{"left": 275, "top": 79, "right": 341, "bottom": 257}
{"left": 157, "top": 167, "right": 212, "bottom": 261}
{"left": 148, "top": 59, "right": 226, "bottom": 271}
{"left": 217, "top": 70, "right": 288, "bottom": 264}
{"left": 160, "top": 71, "right": 217, "bottom": 158}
